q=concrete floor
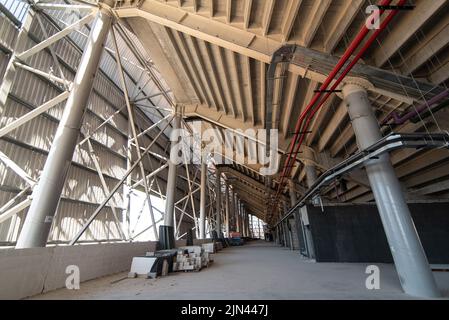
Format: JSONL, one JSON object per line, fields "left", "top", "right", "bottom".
{"left": 31, "top": 240, "right": 449, "bottom": 300}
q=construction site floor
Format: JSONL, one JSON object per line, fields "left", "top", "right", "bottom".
{"left": 31, "top": 240, "right": 449, "bottom": 300}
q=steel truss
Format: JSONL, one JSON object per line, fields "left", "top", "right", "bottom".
{"left": 0, "top": 0, "right": 219, "bottom": 246}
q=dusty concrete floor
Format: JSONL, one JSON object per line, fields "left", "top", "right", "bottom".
{"left": 31, "top": 241, "right": 449, "bottom": 300}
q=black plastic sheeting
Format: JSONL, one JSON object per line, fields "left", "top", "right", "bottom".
{"left": 150, "top": 250, "right": 178, "bottom": 274}
{"left": 158, "top": 225, "right": 176, "bottom": 250}
{"left": 308, "top": 202, "right": 449, "bottom": 263}
{"left": 186, "top": 229, "right": 194, "bottom": 246}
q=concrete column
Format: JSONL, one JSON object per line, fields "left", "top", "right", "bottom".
{"left": 215, "top": 169, "right": 222, "bottom": 237}
{"left": 343, "top": 82, "right": 440, "bottom": 298}
{"left": 225, "top": 183, "right": 230, "bottom": 238}
{"left": 199, "top": 161, "right": 207, "bottom": 239}
{"left": 16, "top": 4, "right": 114, "bottom": 248}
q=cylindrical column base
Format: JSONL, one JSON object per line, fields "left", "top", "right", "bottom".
{"left": 158, "top": 225, "right": 175, "bottom": 250}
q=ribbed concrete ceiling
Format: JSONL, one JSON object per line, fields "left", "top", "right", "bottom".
{"left": 117, "top": 0, "right": 449, "bottom": 222}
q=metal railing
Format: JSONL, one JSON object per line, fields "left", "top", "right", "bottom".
{"left": 274, "top": 132, "right": 449, "bottom": 228}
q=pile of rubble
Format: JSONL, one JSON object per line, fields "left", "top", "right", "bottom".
{"left": 173, "top": 243, "right": 215, "bottom": 272}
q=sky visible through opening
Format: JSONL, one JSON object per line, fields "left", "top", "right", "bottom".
{"left": 0, "top": 0, "right": 29, "bottom": 24}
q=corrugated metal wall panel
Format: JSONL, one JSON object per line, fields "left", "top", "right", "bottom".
{"left": 0, "top": 8, "right": 180, "bottom": 245}
{"left": 48, "top": 200, "right": 123, "bottom": 242}
{"left": 0, "top": 51, "right": 9, "bottom": 81}
{"left": 0, "top": 139, "right": 44, "bottom": 187}
{"left": 0, "top": 190, "right": 27, "bottom": 242}
{"left": 0, "top": 13, "right": 16, "bottom": 50}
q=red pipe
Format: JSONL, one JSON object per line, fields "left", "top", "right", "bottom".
{"left": 271, "top": 0, "right": 402, "bottom": 211}
{"left": 275, "top": 0, "right": 392, "bottom": 194}
{"left": 290, "top": 0, "right": 407, "bottom": 171}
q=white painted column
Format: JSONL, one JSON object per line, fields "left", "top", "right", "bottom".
{"left": 16, "top": 3, "right": 114, "bottom": 248}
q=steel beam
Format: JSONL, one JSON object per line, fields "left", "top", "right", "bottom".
{"left": 68, "top": 117, "right": 173, "bottom": 246}
{"left": 16, "top": 13, "right": 95, "bottom": 61}
{"left": 0, "top": 91, "right": 69, "bottom": 138}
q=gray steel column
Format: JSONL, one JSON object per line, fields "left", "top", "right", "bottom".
{"left": 163, "top": 113, "right": 181, "bottom": 227}
{"left": 235, "top": 198, "right": 240, "bottom": 233}
{"left": 215, "top": 169, "right": 222, "bottom": 237}
{"left": 343, "top": 82, "right": 440, "bottom": 298}
{"left": 242, "top": 208, "right": 246, "bottom": 237}
{"left": 224, "top": 182, "right": 230, "bottom": 237}
{"left": 303, "top": 168, "right": 316, "bottom": 258}
{"left": 199, "top": 161, "right": 207, "bottom": 239}
{"left": 160, "top": 112, "right": 181, "bottom": 249}
{"left": 15, "top": 4, "right": 113, "bottom": 248}
{"left": 248, "top": 215, "right": 251, "bottom": 237}
{"left": 230, "top": 188, "right": 235, "bottom": 232}
{"left": 245, "top": 211, "right": 249, "bottom": 237}
{"left": 246, "top": 213, "right": 250, "bottom": 237}
{"left": 282, "top": 202, "right": 290, "bottom": 248}
{"left": 289, "top": 181, "right": 308, "bottom": 255}
{"left": 240, "top": 203, "right": 245, "bottom": 235}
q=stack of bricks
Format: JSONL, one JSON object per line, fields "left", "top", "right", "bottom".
{"left": 173, "top": 245, "right": 213, "bottom": 272}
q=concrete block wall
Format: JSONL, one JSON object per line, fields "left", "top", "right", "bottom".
{"left": 174, "top": 239, "right": 214, "bottom": 247}
{"left": 193, "top": 239, "right": 213, "bottom": 245}
{"left": 0, "top": 247, "right": 54, "bottom": 300}
{"left": 175, "top": 239, "right": 186, "bottom": 247}
{"left": 0, "top": 241, "right": 156, "bottom": 299}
